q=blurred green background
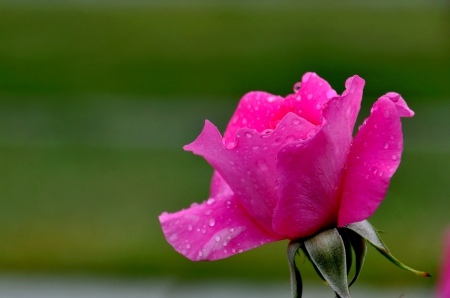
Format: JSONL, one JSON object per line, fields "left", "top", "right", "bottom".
{"left": 0, "top": 0, "right": 449, "bottom": 290}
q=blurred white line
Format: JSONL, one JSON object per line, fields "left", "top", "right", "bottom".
{"left": 0, "top": 275, "right": 434, "bottom": 298}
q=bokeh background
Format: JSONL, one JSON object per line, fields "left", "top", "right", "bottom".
{"left": 0, "top": 0, "right": 449, "bottom": 295}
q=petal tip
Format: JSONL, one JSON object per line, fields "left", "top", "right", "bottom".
{"left": 382, "top": 92, "right": 414, "bottom": 118}
{"left": 183, "top": 120, "right": 221, "bottom": 152}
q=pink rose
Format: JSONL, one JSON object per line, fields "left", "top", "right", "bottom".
{"left": 159, "top": 72, "right": 414, "bottom": 261}
{"left": 438, "top": 228, "right": 450, "bottom": 298}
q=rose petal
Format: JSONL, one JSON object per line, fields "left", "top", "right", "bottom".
{"left": 384, "top": 92, "right": 414, "bottom": 118}
{"left": 210, "top": 171, "right": 233, "bottom": 198}
{"left": 438, "top": 228, "right": 450, "bottom": 298}
{"left": 284, "top": 72, "right": 338, "bottom": 125}
{"left": 159, "top": 191, "right": 283, "bottom": 261}
{"left": 184, "top": 113, "right": 316, "bottom": 234}
{"left": 273, "top": 76, "right": 365, "bottom": 239}
{"left": 223, "top": 92, "right": 285, "bottom": 145}
{"left": 338, "top": 96, "right": 406, "bottom": 226}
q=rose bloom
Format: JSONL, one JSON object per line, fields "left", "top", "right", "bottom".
{"left": 159, "top": 73, "right": 414, "bottom": 261}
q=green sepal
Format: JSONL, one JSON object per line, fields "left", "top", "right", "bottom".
{"left": 287, "top": 239, "right": 304, "bottom": 298}
{"left": 346, "top": 229, "right": 367, "bottom": 287}
{"left": 304, "top": 229, "right": 351, "bottom": 298}
{"left": 344, "top": 220, "right": 430, "bottom": 277}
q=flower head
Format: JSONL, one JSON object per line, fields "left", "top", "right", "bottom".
{"left": 159, "top": 73, "right": 414, "bottom": 261}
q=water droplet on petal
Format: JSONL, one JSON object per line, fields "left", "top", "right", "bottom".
{"left": 326, "top": 89, "right": 337, "bottom": 99}
{"left": 347, "top": 106, "right": 354, "bottom": 117}
{"left": 378, "top": 171, "right": 384, "bottom": 177}
{"left": 293, "top": 119, "right": 300, "bottom": 125}
{"left": 188, "top": 225, "right": 193, "bottom": 231}
{"left": 229, "top": 227, "right": 235, "bottom": 233}
{"left": 206, "top": 198, "right": 215, "bottom": 205}
{"left": 383, "top": 143, "right": 389, "bottom": 149}
{"left": 303, "top": 73, "right": 312, "bottom": 82}
{"left": 231, "top": 248, "right": 236, "bottom": 253}
{"left": 198, "top": 251, "right": 203, "bottom": 257}
{"left": 215, "top": 235, "right": 221, "bottom": 242}
{"left": 209, "top": 218, "right": 216, "bottom": 227}
{"left": 186, "top": 244, "right": 191, "bottom": 249}
{"left": 238, "top": 248, "right": 243, "bottom": 253}
{"left": 392, "top": 154, "right": 398, "bottom": 160}
{"left": 245, "top": 132, "right": 253, "bottom": 138}
{"left": 257, "top": 159, "right": 268, "bottom": 172}
{"left": 390, "top": 134, "right": 395, "bottom": 140}
{"left": 307, "top": 94, "right": 313, "bottom": 100}
{"left": 204, "top": 210, "right": 213, "bottom": 215}
{"left": 262, "top": 128, "right": 273, "bottom": 135}
{"left": 293, "top": 82, "right": 302, "bottom": 92}
{"left": 252, "top": 145, "right": 259, "bottom": 150}
{"left": 316, "top": 103, "right": 321, "bottom": 109}
{"left": 286, "top": 136, "right": 296, "bottom": 143}
{"left": 223, "top": 249, "right": 228, "bottom": 253}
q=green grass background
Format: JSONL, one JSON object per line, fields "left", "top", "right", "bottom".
{"left": 0, "top": 0, "right": 449, "bottom": 288}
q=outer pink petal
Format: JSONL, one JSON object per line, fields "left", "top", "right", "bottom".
{"left": 338, "top": 95, "right": 410, "bottom": 226}
{"left": 273, "top": 76, "right": 365, "bottom": 239}
{"left": 384, "top": 92, "right": 414, "bottom": 117}
{"left": 210, "top": 171, "right": 233, "bottom": 198}
{"left": 438, "top": 228, "right": 450, "bottom": 298}
{"left": 223, "top": 92, "right": 285, "bottom": 145}
{"left": 184, "top": 113, "right": 316, "bottom": 234}
{"left": 159, "top": 191, "right": 283, "bottom": 261}
{"left": 284, "top": 72, "right": 338, "bottom": 125}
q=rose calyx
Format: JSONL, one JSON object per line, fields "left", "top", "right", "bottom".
{"left": 287, "top": 220, "right": 430, "bottom": 298}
